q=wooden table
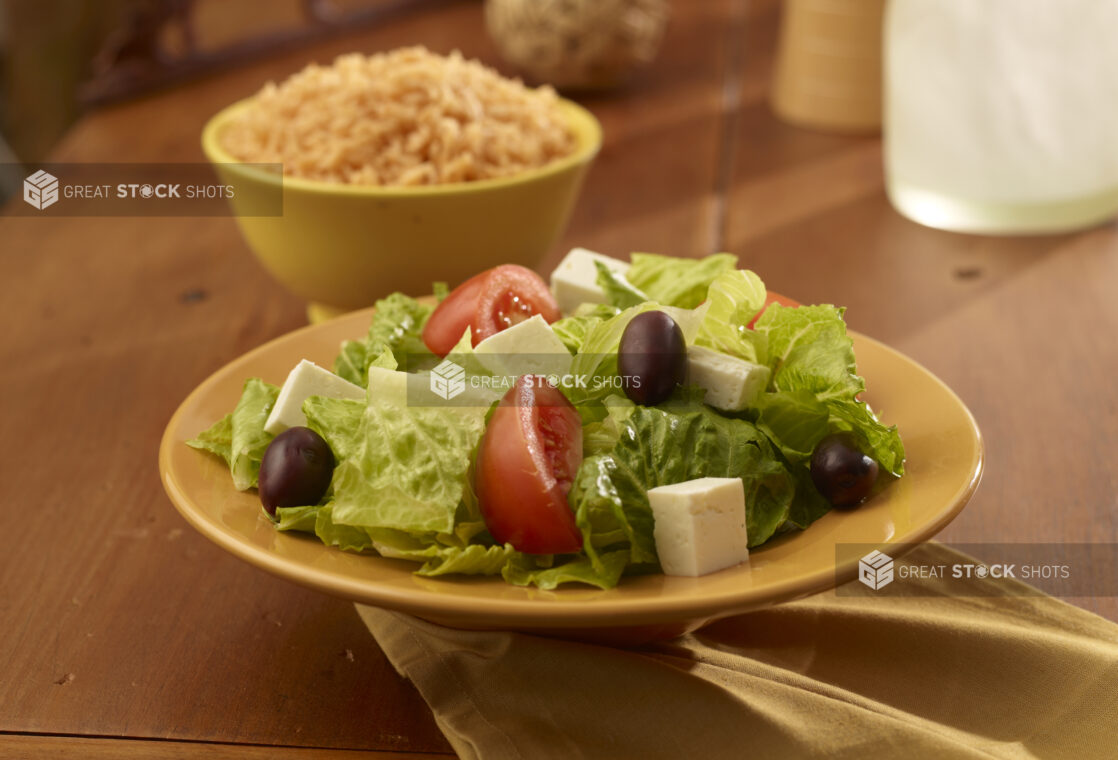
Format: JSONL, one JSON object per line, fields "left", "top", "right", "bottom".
{"left": 3, "top": 0, "right": 1116, "bottom": 756}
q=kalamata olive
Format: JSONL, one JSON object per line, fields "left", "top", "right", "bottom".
{"left": 258, "top": 426, "right": 335, "bottom": 516}
{"left": 810, "top": 432, "right": 880, "bottom": 508}
{"left": 618, "top": 310, "right": 687, "bottom": 406}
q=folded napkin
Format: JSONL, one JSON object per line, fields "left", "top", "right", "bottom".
{"left": 356, "top": 543, "right": 1118, "bottom": 760}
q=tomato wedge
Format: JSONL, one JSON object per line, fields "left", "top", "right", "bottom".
{"left": 422, "top": 265, "right": 560, "bottom": 356}
{"left": 747, "top": 291, "right": 801, "bottom": 329}
{"left": 475, "top": 376, "right": 583, "bottom": 554}
{"left": 474, "top": 265, "right": 560, "bottom": 341}
{"left": 420, "top": 270, "right": 490, "bottom": 357}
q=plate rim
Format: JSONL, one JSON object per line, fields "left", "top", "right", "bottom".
{"left": 158, "top": 309, "right": 984, "bottom": 628}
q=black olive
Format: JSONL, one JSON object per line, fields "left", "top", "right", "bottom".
{"left": 810, "top": 432, "right": 879, "bottom": 508}
{"left": 618, "top": 310, "right": 687, "bottom": 406}
{"left": 258, "top": 427, "right": 334, "bottom": 516}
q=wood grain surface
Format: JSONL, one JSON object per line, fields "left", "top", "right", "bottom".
{"left": 1, "top": 0, "right": 1115, "bottom": 756}
{"left": 0, "top": 734, "right": 448, "bottom": 760}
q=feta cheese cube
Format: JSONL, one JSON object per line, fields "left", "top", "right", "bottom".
{"left": 687, "top": 346, "right": 771, "bottom": 412}
{"left": 549, "top": 247, "right": 630, "bottom": 314}
{"left": 648, "top": 477, "right": 749, "bottom": 577}
{"left": 367, "top": 364, "right": 408, "bottom": 404}
{"left": 368, "top": 364, "right": 499, "bottom": 410}
{"left": 264, "top": 360, "right": 365, "bottom": 435}
{"left": 474, "top": 314, "right": 573, "bottom": 379}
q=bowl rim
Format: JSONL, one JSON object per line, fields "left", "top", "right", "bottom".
{"left": 201, "top": 95, "right": 603, "bottom": 197}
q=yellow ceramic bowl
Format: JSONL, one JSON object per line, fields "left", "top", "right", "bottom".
{"left": 201, "top": 97, "right": 601, "bottom": 316}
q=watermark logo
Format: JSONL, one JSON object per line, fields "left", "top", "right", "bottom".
{"left": 24, "top": 169, "right": 59, "bottom": 210}
{"left": 430, "top": 359, "right": 466, "bottom": 401}
{"left": 838, "top": 543, "right": 1113, "bottom": 597}
{"left": 5, "top": 162, "right": 283, "bottom": 216}
{"left": 858, "top": 550, "right": 894, "bottom": 590}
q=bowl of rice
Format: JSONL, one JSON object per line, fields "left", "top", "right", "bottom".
{"left": 202, "top": 47, "right": 601, "bottom": 318}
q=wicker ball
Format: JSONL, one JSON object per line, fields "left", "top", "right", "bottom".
{"left": 485, "top": 0, "right": 669, "bottom": 90}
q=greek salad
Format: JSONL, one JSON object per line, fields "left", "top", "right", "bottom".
{"left": 188, "top": 249, "right": 905, "bottom": 589}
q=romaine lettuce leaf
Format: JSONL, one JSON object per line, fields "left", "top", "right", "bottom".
{"left": 274, "top": 505, "right": 318, "bottom": 532}
{"left": 418, "top": 544, "right": 521, "bottom": 576}
{"left": 594, "top": 260, "right": 649, "bottom": 309}
{"left": 302, "top": 395, "right": 365, "bottom": 462}
{"left": 695, "top": 269, "right": 770, "bottom": 364}
{"left": 551, "top": 303, "right": 620, "bottom": 354}
{"left": 626, "top": 252, "right": 738, "bottom": 308}
{"left": 571, "top": 454, "right": 658, "bottom": 567}
{"left": 186, "top": 378, "right": 278, "bottom": 490}
{"left": 369, "top": 347, "right": 399, "bottom": 371}
{"left": 334, "top": 293, "right": 433, "bottom": 386}
{"left": 315, "top": 502, "right": 375, "bottom": 552}
{"left": 278, "top": 490, "right": 619, "bottom": 586}
{"left": 364, "top": 525, "right": 517, "bottom": 576}
{"left": 753, "top": 390, "right": 830, "bottom": 461}
{"left": 502, "top": 550, "right": 630, "bottom": 590}
{"left": 327, "top": 391, "right": 488, "bottom": 535}
{"left": 282, "top": 500, "right": 623, "bottom": 586}
{"left": 186, "top": 414, "right": 231, "bottom": 464}
{"left": 568, "top": 391, "right": 798, "bottom": 575}
{"left": 276, "top": 497, "right": 517, "bottom": 575}
{"left": 782, "top": 457, "right": 833, "bottom": 531}
{"left": 581, "top": 396, "right": 636, "bottom": 456}
{"left": 754, "top": 305, "right": 905, "bottom": 475}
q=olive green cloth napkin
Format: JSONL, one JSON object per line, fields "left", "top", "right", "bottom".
{"left": 355, "top": 543, "right": 1118, "bottom": 760}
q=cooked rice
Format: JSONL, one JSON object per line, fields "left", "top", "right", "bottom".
{"left": 220, "top": 47, "right": 577, "bottom": 186}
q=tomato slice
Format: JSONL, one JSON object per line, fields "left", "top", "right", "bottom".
{"left": 422, "top": 265, "right": 560, "bottom": 356}
{"left": 473, "top": 265, "right": 560, "bottom": 343}
{"left": 747, "top": 291, "right": 801, "bottom": 329}
{"left": 421, "top": 270, "right": 490, "bottom": 357}
{"left": 475, "top": 376, "right": 583, "bottom": 554}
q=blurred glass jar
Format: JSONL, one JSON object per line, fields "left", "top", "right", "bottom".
{"left": 772, "top": 0, "right": 886, "bottom": 133}
{"left": 885, "top": 0, "right": 1118, "bottom": 234}
{"left": 485, "top": 0, "right": 669, "bottom": 90}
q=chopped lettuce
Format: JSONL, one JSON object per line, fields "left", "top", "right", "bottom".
{"left": 502, "top": 550, "right": 630, "bottom": 590}
{"left": 550, "top": 303, "right": 620, "bottom": 353}
{"left": 275, "top": 500, "right": 516, "bottom": 577}
{"left": 754, "top": 304, "right": 905, "bottom": 475}
{"left": 334, "top": 293, "right": 433, "bottom": 386}
{"left": 274, "top": 504, "right": 319, "bottom": 533}
{"left": 190, "top": 253, "right": 905, "bottom": 590}
{"left": 569, "top": 390, "right": 798, "bottom": 581}
{"left": 783, "top": 459, "right": 833, "bottom": 532}
{"left": 328, "top": 391, "right": 488, "bottom": 535}
{"left": 594, "top": 260, "right": 649, "bottom": 309}
{"left": 695, "top": 269, "right": 769, "bottom": 364}
{"left": 753, "top": 391, "right": 830, "bottom": 461}
{"left": 418, "top": 544, "right": 520, "bottom": 577}
{"left": 186, "top": 378, "right": 278, "bottom": 490}
{"left": 315, "top": 503, "right": 376, "bottom": 552}
{"left": 581, "top": 396, "right": 636, "bottom": 456}
{"left": 566, "top": 302, "right": 661, "bottom": 409}
{"left": 626, "top": 252, "right": 738, "bottom": 308}
{"left": 303, "top": 396, "right": 365, "bottom": 462}
{"left": 186, "top": 414, "right": 232, "bottom": 464}
{"left": 365, "top": 526, "right": 519, "bottom": 576}
{"left": 567, "top": 301, "right": 707, "bottom": 412}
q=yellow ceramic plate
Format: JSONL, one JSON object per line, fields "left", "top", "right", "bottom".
{"left": 159, "top": 309, "right": 982, "bottom": 639}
